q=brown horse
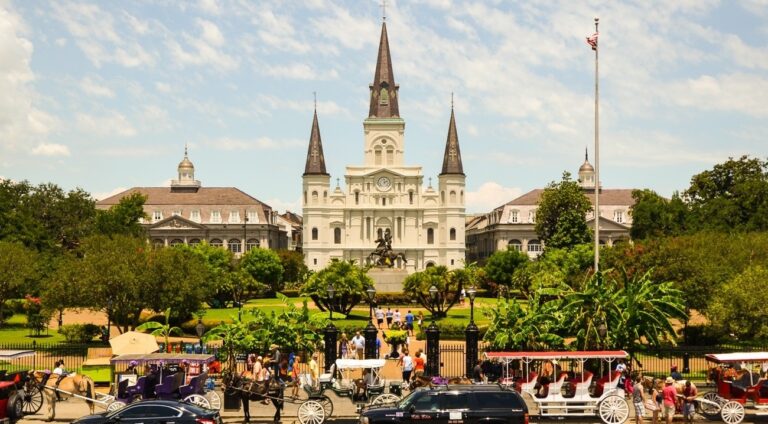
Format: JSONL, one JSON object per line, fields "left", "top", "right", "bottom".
{"left": 226, "top": 374, "right": 284, "bottom": 423}
{"left": 30, "top": 371, "right": 95, "bottom": 421}
{"left": 447, "top": 377, "right": 473, "bottom": 384}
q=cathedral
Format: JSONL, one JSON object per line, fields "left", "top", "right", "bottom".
{"left": 301, "top": 21, "right": 466, "bottom": 272}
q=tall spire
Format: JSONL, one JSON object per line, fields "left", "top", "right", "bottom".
{"left": 440, "top": 105, "right": 464, "bottom": 176}
{"left": 368, "top": 22, "right": 399, "bottom": 118}
{"left": 303, "top": 107, "right": 328, "bottom": 176}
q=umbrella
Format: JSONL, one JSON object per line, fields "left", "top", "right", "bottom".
{"left": 109, "top": 331, "right": 160, "bottom": 355}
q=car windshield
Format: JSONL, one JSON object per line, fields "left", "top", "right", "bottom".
{"left": 397, "top": 391, "right": 420, "bottom": 409}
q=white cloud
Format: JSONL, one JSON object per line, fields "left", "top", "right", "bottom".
{"left": 155, "top": 81, "right": 171, "bottom": 93}
{"left": 466, "top": 182, "right": 523, "bottom": 213}
{"left": 76, "top": 112, "right": 136, "bottom": 137}
{"left": 80, "top": 77, "right": 115, "bottom": 98}
{"left": 265, "top": 197, "right": 301, "bottom": 214}
{"left": 253, "top": 9, "right": 309, "bottom": 53}
{"left": 253, "top": 94, "right": 351, "bottom": 117}
{"left": 664, "top": 74, "right": 768, "bottom": 118}
{"left": 167, "top": 19, "right": 238, "bottom": 71}
{"left": 54, "top": 37, "right": 67, "bottom": 46}
{"left": 204, "top": 137, "right": 304, "bottom": 151}
{"left": 92, "top": 186, "right": 127, "bottom": 201}
{"left": 261, "top": 63, "right": 339, "bottom": 80}
{"left": 197, "top": 0, "right": 221, "bottom": 16}
{"left": 31, "top": 143, "right": 70, "bottom": 157}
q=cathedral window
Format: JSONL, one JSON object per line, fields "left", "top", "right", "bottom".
{"left": 386, "top": 147, "right": 394, "bottom": 165}
{"left": 334, "top": 228, "right": 341, "bottom": 244}
{"left": 509, "top": 210, "right": 519, "bottom": 223}
{"left": 382, "top": 197, "right": 386, "bottom": 206}
{"left": 304, "top": 191, "right": 307, "bottom": 204}
{"left": 246, "top": 239, "right": 260, "bottom": 251}
{"left": 441, "top": 191, "right": 445, "bottom": 205}
{"left": 379, "top": 87, "right": 389, "bottom": 106}
{"left": 355, "top": 191, "right": 360, "bottom": 205}
{"left": 228, "top": 239, "right": 241, "bottom": 254}
{"left": 366, "top": 217, "right": 371, "bottom": 239}
{"left": 312, "top": 191, "right": 318, "bottom": 203}
{"left": 450, "top": 190, "right": 457, "bottom": 203}
{"left": 397, "top": 217, "right": 402, "bottom": 239}
{"left": 409, "top": 191, "right": 414, "bottom": 204}
{"left": 461, "top": 190, "right": 464, "bottom": 203}
{"left": 211, "top": 210, "right": 221, "bottom": 223}
{"left": 614, "top": 210, "right": 624, "bottom": 223}
{"left": 377, "top": 228, "right": 383, "bottom": 239}
{"left": 210, "top": 238, "right": 223, "bottom": 248}
{"left": 311, "top": 228, "right": 318, "bottom": 241}
{"left": 375, "top": 147, "right": 382, "bottom": 166}
{"left": 450, "top": 228, "right": 456, "bottom": 241}
{"left": 427, "top": 228, "right": 434, "bottom": 244}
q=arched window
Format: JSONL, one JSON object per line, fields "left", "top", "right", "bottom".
{"left": 382, "top": 197, "right": 386, "bottom": 206}
{"left": 386, "top": 147, "right": 394, "bottom": 165}
{"left": 460, "top": 190, "right": 464, "bottom": 203}
{"left": 228, "top": 239, "right": 241, "bottom": 253}
{"left": 170, "top": 239, "right": 184, "bottom": 246}
{"left": 189, "top": 238, "right": 201, "bottom": 246}
{"left": 152, "top": 239, "right": 164, "bottom": 247}
{"left": 311, "top": 191, "right": 318, "bottom": 203}
{"left": 409, "top": 191, "right": 414, "bottom": 204}
{"left": 246, "top": 239, "right": 260, "bottom": 251}
{"left": 449, "top": 228, "right": 456, "bottom": 241}
{"left": 355, "top": 191, "right": 360, "bottom": 205}
{"left": 334, "top": 228, "right": 341, "bottom": 244}
{"left": 377, "top": 228, "right": 383, "bottom": 239}
{"left": 527, "top": 239, "right": 542, "bottom": 253}
{"left": 427, "top": 228, "right": 434, "bottom": 244}
{"left": 426, "top": 262, "right": 435, "bottom": 268}
{"left": 441, "top": 191, "right": 445, "bottom": 205}
{"left": 311, "top": 228, "right": 318, "bottom": 241}
{"left": 210, "top": 239, "right": 223, "bottom": 248}
{"left": 304, "top": 191, "right": 307, "bottom": 204}
{"left": 375, "top": 147, "right": 382, "bottom": 165}
{"left": 508, "top": 239, "right": 522, "bottom": 251}
{"left": 379, "top": 87, "right": 389, "bottom": 105}
{"left": 449, "top": 191, "right": 457, "bottom": 203}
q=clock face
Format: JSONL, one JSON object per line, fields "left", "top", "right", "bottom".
{"left": 376, "top": 176, "right": 392, "bottom": 190}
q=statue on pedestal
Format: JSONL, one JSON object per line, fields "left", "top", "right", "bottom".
{"left": 368, "top": 229, "right": 407, "bottom": 267}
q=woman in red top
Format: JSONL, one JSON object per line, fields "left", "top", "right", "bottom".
{"left": 413, "top": 350, "right": 426, "bottom": 378}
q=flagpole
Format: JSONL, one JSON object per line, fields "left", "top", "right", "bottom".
{"left": 593, "top": 17, "right": 600, "bottom": 273}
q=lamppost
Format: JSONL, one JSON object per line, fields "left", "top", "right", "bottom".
{"left": 105, "top": 299, "right": 113, "bottom": 342}
{"left": 426, "top": 285, "right": 441, "bottom": 377}
{"left": 364, "top": 287, "right": 378, "bottom": 359}
{"left": 323, "top": 283, "right": 338, "bottom": 373}
{"left": 195, "top": 319, "right": 206, "bottom": 353}
{"left": 465, "top": 286, "right": 478, "bottom": 378}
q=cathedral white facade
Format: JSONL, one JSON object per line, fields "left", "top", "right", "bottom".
{"left": 302, "top": 22, "right": 466, "bottom": 272}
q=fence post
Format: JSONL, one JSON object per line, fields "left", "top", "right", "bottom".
{"left": 683, "top": 352, "right": 690, "bottom": 374}
{"left": 323, "top": 322, "right": 338, "bottom": 373}
{"left": 426, "top": 321, "right": 440, "bottom": 376}
{"left": 364, "top": 321, "right": 378, "bottom": 359}
{"left": 465, "top": 322, "right": 479, "bottom": 378}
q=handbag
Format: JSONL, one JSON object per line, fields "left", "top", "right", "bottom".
{"left": 645, "top": 398, "right": 658, "bottom": 411}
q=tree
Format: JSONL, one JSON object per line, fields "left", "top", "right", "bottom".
{"left": 484, "top": 248, "right": 529, "bottom": 294}
{"left": 685, "top": 156, "right": 768, "bottom": 232}
{"left": 223, "top": 267, "right": 267, "bottom": 308}
{"left": 483, "top": 291, "right": 564, "bottom": 351}
{"left": 707, "top": 266, "right": 768, "bottom": 339}
{"left": 203, "top": 317, "right": 255, "bottom": 382}
{"left": 40, "top": 253, "right": 85, "bottom": 328}
{"left": 402, "top": 266, "right": 461, "bottom": 318}
{"left": 302, "top": 260, "right": 373, "bottom": 315}
{"left": 535, "top": 172, "right": 592, "bottom": 249}
{"left": 277, "top": 250, "right": 309, "bottom": 287}
{"left": 181, "top": 242, "right": 235, "bottom": 307}
{"left": 145, "top": 246, "right": 210, "bottom": 321}
{"left": 511, "top": 244, "right": 593, "bottom": 296}
{"left": 136, "top": 307, "right": 183, "bottom": 347}
{"left": 0, "top": 241, "right": 37, "bottom": 325}
{"left": 240, "top": 248, "right": 284, "bottom": 294}
{"left": 94, "top": 192, "right": 148, "bottom": 237}
{"left": 558, "top": 272, "right": 620, "bottom": 350}
{"left": 629, "top": 189, "right": 690, "bottom": 239}
{"left": 249, "top": 294, "right": 327, "bottom": 354}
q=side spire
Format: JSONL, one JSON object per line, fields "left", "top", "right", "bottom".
{"left": 303, "top": 106, "right": 328, "bottom": 176}
{"left": 440, "top": 103, "right": 464, "bottom": 176}
{"left": 368, "top": 22, "right": 399, "bottom": 118}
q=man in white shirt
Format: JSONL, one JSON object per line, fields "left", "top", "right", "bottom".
{"left": 351, "top": 332, "right": 365, "bottom": 359}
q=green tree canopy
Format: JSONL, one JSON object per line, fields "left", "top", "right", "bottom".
{"left": 629, "top": 189, "right": 690, "bottom": 239}
{"left": 0, "top": 241, "right": 37, "bottom": 324}
{"left": 179, "top": 242, "right": 235, "bottom": 307}
{"left": 302, "top": 260, "right": 373, "bottom": 315}
{"left": 240, "top": 247, "right": 284, "bottom": 294}
{"left": 277, "top": 249, "right": 309, "bottom": 286}
{"left": 94, "top": 192, "right": 148, "bottom": 237}
{"left": 483, "top": 291, "right": 564, "bottom": 351}
{"left": 707, "top": 266, "right": 768, "bottom": 339}
{"left": 535, "top": 172, "right": 592, "bottom": 249}
{"left": 403, "top": 265, "right": 461, "bottom": 318}
{"left": 483, "top": 248, "right": 529, "bottom": 293}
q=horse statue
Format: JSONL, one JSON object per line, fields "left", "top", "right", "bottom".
{"left": 225, "top": 373, "right": 284, "bottom": 423}
{"left": 30, "top": 370, "right": 95, "bottom": 421}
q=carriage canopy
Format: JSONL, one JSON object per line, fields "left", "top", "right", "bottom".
{"left": 485, "top": 350, "right": 629, "bottom": 361}
{"left": 334, "top": 359, "right": 386, "bottom": 370}
{"left": 704, "top": 352, "right": 768, "bottom": 364}
{"left": 0, "top": 350, "right": 35, "bottom": 360}
{"left": 110, "top": 353, "right": 215, "bottom": 365}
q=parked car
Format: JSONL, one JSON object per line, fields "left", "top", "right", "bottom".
{"left": 72, "top": 399, "right": 222, "bottom": 424}
{"left": 360, "top": 384, "right": 529, "bottom": 424}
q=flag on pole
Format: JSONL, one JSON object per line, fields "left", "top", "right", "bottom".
{"left": 586, "top": 32, "right": 598, "bottom": 50}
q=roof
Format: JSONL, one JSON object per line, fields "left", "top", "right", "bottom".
{"left": 440, "top": 108, "right": 464, "bottom": 176}
{"left": 502, "top": 188, "right": 635, "bottom": 208}
{"left": 0, "top": 349, "right": 35, "bottom": 360}
{"left": 368, "top": 22, "right": 400, "bottom": 118}
{"left": 303, "top": 109, "right": 329, "bottom": 176}
{"left": 111, "top": 353, "right": 215, "bottom": 365}
{"left": 97, "top": 187, "right": 271, "bottom": 207}
{"left": 485, "top": 350, "right": 629, "bottom": 360}
{"left": 705, "top": 352, "right": 768, "bottom": 363}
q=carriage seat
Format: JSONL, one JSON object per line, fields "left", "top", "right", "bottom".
{"left": 520, "top": 372, "right": 538, "bottom": 392}
{"left": 179, "top": 372, "right": 207, "bottom": 398}
{"left": 155, "top": 372, "right": 185, "bottom": 398}
{"left": 568, "top": 372, "right": 593, "bottom": 398}
{"left": 319, "top": 363, "right": 335, "bottom": 389}
{"left": 547, "top": 372, "right": 569, "bottom": 395}
{"left": 124, "top": 376, "right": 145, "bottom": 400}
{"left": 593, "top": 371, "right": 622, "bottom": 397}
{"left": 117, "top": 379, "right": 130, "bottom": 399}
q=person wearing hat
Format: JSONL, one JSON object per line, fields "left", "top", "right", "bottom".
{"left": 662, "top": 377, "right": 677, "bottom": 424}
{"left": 670, "top": 365, "right": 683, "bottom": 381}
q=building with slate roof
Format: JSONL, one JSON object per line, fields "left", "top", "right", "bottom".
{"left": 302, "top": 21, "right": 466, "bottom": 272}
{"left": 466, "top": 151, "right": 635, "bottom": 261}
{"left": 97, "top": 148, "right": 289, "bottom": 253}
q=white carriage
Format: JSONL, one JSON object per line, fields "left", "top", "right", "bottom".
{"left": 486, "top": 350, "right": 630, "bottom": 424}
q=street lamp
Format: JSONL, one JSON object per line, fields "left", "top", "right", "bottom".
{"left": 467, "top": 286, "right": 477, "bottom": 323}
{"left": 428, "top": 285, "right": 438, "bottom": 322}
{"left": 465, "top": 286, "right": 479, "bottom": 378}
{"left": 195, "top": 319, "right": 205, "bottom": 352}
{"left": 324, "top": 283, "right": 338, "bottom": 373}
{"left": 366, "top": 287, "right": 376, "bottom": 320}
{"left": 327, "top": 283, "right": 336, "bottom": 320}
{"left": 364, "top": 287, "right": 377, "bottom": 359}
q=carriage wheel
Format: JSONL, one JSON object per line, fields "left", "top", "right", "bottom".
{"left": 22, "top": 385, "right": 43, "bottom": 415}
{"left": 298, "top": 400, "right": 326, "bottom": 424}
{"left": 704, "top": 392, "right": 727, "bottom": 405}
{"left": 205, "top": 391, "right": 221, "bottom": 410}
{"left": 720, "top": 401, "right": 745, "bottom": 424}
{"left": 184, "top": 394, "right": 212, "bottom": 410}
{"left": 371, "top": 393, "right": 400, "bottom": 405}
{"left": 106, "top": 400, "right": 127, "bottom": 413}
{"left": 598, "top": 395, "right": 630, "bottom": 424}
{"left": 697, "top": 397, "right": 722, "bottom": 419}
{"left": 311, "top": 395, "right": 333, "bottom": 418}
{"left": 7, "top": 393, "right": 23, "bottom": 420}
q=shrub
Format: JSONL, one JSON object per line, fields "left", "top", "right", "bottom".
{"left": 372, "top": 292, "right": 417, "bottom": 306}
{"left": 415, "top": 322, "right": 488, "bottom": 341}
{"left": 60, "top": 324, "right": 102, "bottom": 343}
{"left": 280, "top": 289, "right": 301, "bottom": 298}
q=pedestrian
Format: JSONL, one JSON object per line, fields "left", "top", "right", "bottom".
{"left": 339, "top": 333, "right": 351, "bottom": 358}
{"left": 386, "top": 308, "right": 393, "bottom": 329}
{"left": 394, "top": 309, "right": 402, "bottom": 327}
{"left": 632, "top": 374, "right": 646, "bottom": 424}
{"left": 472, "top": 359, "right": 484, "bottom": 383}
{"left": 398, "top": 348, "right": 413, "bottom": 383}
{"left": 290, "top": 356, "right": 301, "bottom": 399}
{"left": 308, "top": 353, "right": 320, "bottom": 389}
{"left": 649, "top": 378, "right": 662, "bottom": 424}
{"left": 413, "top": 350, "right": 426, "bottom": 379}
{"left": 351, "top": 331, "right": 365, "bottom": 359}
{"left": 662, "top": 377, "right": 676, "bottom": 424}
{"left": 375, "top": 307, "right": 385, "bottom": 329}
{"left": 405, "top": 310, "right": 415, "bottom": 336}
{"left": 460, "top": 288, "right": 466, "bottom": 305}
{"left": 681, "top": 380, "right": 697, "bottom": 424}
{"left": 670, "top": 365, "right": 683, "bottom": 381}
{"left": 616, "top": 359, "right": 627, "bottom": 373}
{"left": 417, "top": 311, "right": 424, "bottom": 329}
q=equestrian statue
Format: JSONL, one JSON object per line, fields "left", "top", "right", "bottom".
{"left": 367, "top": 229, "right": 407, "bottom": 267}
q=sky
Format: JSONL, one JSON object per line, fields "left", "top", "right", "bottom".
{"left": 1, "top": 0, "right": 767, "bottom": 214}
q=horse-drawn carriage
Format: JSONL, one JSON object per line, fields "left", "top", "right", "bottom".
{"left": 485, "top": 350, "right": 631, "bottom": 424}
{"left": 107, "top": 353, "right": 221, "bottom": 412}
{"left": 699, "top": 352, "right": 768, "bottom": 424}
{"left": 0, "top": 350, "right": 41, "bottom": 423}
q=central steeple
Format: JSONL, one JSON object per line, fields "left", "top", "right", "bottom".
{"left": 368, "top": 22, "right": 400, "bottom": 119}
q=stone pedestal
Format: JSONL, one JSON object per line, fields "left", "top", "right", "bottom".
{"left": 367, "top": 267, "right": 408, "bottom": 293}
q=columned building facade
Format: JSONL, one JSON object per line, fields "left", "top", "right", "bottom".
{"left": 301, "top": 22, "right": 466, "bottom": 272}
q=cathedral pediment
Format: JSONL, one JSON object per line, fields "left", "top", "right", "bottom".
{"left": 361, "top": 169, "right": 407, "bottom": 178}
{"left": 150, "top": 215, "right": 206, "bottom": 230}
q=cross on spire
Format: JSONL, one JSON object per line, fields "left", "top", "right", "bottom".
{"left": 380, "top": 0, "right": 387, "bottom": 21}
{"left": 451, "top": 92, "right": 454, "bottom": 110}
{"left": 313, "top": 91, "right": 317, "bottom": 111}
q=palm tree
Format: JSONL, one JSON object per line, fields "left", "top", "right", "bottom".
{"left": 483, "top": 290, "right": 564, "bottom": 351}
{"left": 559, "top": 272, "right": 622, "bottom": 350}
{"left": 136, "top": 308, "right": 183, "bottom": 348}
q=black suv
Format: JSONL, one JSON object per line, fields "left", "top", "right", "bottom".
{"left": 360, "top": 384, "right": 528, "bottom": 424}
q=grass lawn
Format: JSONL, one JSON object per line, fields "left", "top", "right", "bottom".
{"left": 0, "top": 314, "right": 65, "bottom": 344}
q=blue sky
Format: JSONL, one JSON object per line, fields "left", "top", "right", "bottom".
{"left": 1, "top": 0, "right": 766, "bottom": 213}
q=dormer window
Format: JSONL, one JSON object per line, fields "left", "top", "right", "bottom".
{"left": 528, "top": 210, "right": 537, "bottom": 223}
{"left": 509, "top": 210, "right": 519, "bottom": 223}
{"left": 153, "top": 211, "right": 163, "bottom": 222}
{"left": 614, "top": 210, "right": 624, "bottom": 223}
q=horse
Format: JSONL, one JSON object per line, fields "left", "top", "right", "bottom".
{"left": 226, "top": 373, "right": 284, "bottom": 423}
{"left": 367, "top": 251, "right": 408, "bottom": 267}
{"left": 30, "top": 370, "right": 95, "bottom": 422}
{"left": 447, "top": 377, "right": 473, "bottom": 384}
